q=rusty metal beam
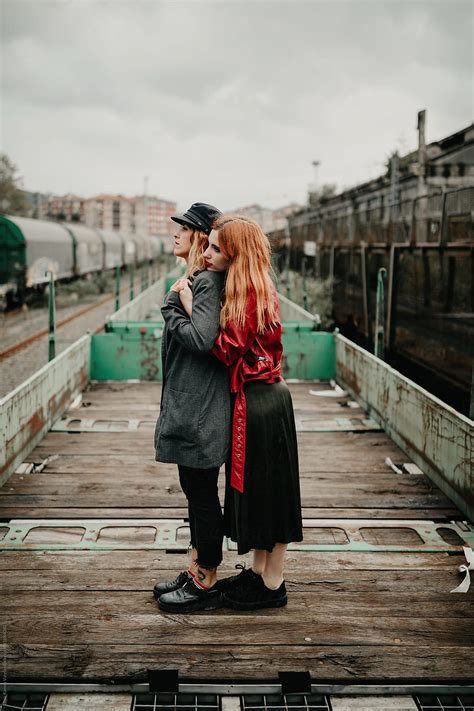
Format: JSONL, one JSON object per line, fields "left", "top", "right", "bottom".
{"left": 336, "top": 334, "right": 473, "bottom": 522}
{"left": 0, "top": 334, "right": 90, "bottom": 487}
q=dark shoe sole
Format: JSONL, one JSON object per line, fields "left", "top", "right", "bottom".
{"left": 158, "top": 594, "right": 224, "bottom": 613}
{"left": 223, "top": 595, "right": 288, "bottom": 611}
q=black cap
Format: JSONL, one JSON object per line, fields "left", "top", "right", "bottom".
{"left": 171, "top": 202, "right": 221, "bottom": 235}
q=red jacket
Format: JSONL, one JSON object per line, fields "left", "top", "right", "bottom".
{"left": 211, "top": 285, "right": 282, "bottom": 493}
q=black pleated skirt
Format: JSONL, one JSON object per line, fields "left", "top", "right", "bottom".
{"left": 224, "top": 380, "right": 303, "bottom": 555}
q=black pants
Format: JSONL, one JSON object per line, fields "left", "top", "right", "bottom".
{"left": 178, "top": 464, "right": 223, "bottom": 568}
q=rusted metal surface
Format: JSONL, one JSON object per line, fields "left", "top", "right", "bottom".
{"left": 0, "top": 334, "right": 90, "bottom": 486}
{"left": 2, "top": 517, "right": 472, "bottom": 553}
{"left": 336, "top": 333, "right": 474, "bottom": 522}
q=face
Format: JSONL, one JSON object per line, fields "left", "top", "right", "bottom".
{"left": 173, "top": 224, "right": 193, "bottom": 259}
{"left": 203, "top": 229, "right": 230, "bottom": 272}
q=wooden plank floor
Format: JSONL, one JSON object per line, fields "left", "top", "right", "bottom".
{"left": 1, "top": 381, "right": 472, "bottom": 684}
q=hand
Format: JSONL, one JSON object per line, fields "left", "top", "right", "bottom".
{"left": 170, "top": 277, "right": 189, "bottom": 293}
{"left": 178, "top": 282, "right": 193, "bottom": 316}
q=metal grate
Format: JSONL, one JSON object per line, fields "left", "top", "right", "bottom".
{"left": 414, "top": 694, "right": 474, "bottom": 711}
{"left": 242, "top": 694, "right": 331, "bottom": 711}
{"left": 132, "top": 693, "right": 220, "bottom": 711}
{"left": 0, "top": 693, "right": 49, "bottom": 711}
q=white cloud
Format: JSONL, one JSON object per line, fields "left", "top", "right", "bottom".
{"left": 1, "top": 0, "right": 472, "bottom": 210}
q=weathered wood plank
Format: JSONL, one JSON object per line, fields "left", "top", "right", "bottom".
{"left": 0, "top": 506, "right": 460, "bottom": 519}
{"left": 0, "top": 568, "right": 466, "bottom": 595}
{"left": 47, "top": 694, "right": 131, "bottom": 711}
{"left": 0, "top": 380, "right": 470, "bottom": 685}
{"left": 3, "top": 644, "right": 473, "bottom": 681}
{"left": 2, "top": 596, "right": 473, "bottom": 646}
{"left": 0, "top": 550, "right": 462, "bottom": 571}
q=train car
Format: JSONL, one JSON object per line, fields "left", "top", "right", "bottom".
{"left": 275, "top": 186, "right": 474, "bottom": 415}
{"left": 130, "top": 232, "right": 151, "bottom": 263}
{"left": 62, "top": 223, "right": 104, "bottom": 276}
{"left": 149, "top": 235, "right": 163, "bottom": 260}
{"left": 0, "top": 215, "right": 74, "bottom": 305}
{"left": 117, "top": 233, "right": 136, "bottom": 266}
{"left": 95, "top": 229, "right": 123, "bottom": 270}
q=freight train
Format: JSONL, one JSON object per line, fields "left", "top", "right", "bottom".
{"left": 270, "top": 186, "right": 474, "bottom": 415}
{"left": 0, "top": 214, "right": 172, "bottom": 309}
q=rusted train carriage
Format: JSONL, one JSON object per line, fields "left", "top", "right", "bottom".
{"left": 274, "top": 186, "right": 473, "bottom": 414}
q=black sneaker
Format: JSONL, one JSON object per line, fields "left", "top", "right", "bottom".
{"left": 215, "top": 565, "right": 259, "bottom": 593}
{"left": 153, "top": 570, "right": 191, "bottom": 599}
{"left": 158, "top": 577, "right": 223, "bottom": 613}
{"left": 223, "top": 575, "right": 287, "bottom": 610}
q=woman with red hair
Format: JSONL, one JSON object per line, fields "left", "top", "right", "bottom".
{"left": 176, "top": 214, "right": 303, "bottom": 611}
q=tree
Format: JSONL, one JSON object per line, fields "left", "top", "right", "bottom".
{"left": 0, "top": 154, "right": 29, "bottom": 216}
{"left": 308, "top": 183, "right": 337, "bottom": 208}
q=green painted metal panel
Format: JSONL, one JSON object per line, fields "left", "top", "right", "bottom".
{"left": 282, "top": 329, "right": 336, "bottom": 380}
{"left": 165, "top": 275, "right": 179, "bottom": 292}
{"left": 0, "top": 215, "right": 26, "bottom": 288}
{"left": 2, "top": 517, "right": 472, "bottom": 552}
{"left": 90, "top": 331, "right": 163, "bottom": 381}
{"left": 91, "top": 327, "right": 335, "bottom": 381}
{"left": 336, "top": 333, "right": 474, "bottom": 523}
{"left": 105, "top": 320, "right": 164, "bottom": 334}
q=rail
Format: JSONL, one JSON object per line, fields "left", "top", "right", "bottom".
{"left": 0, "top": 334, "right": 90, "bottom": 486}
{"left": 336, "top": 333, "right": 473, "bottom": 521}
{"left": 108, "top": 265, "right": 182, "bottom": 324}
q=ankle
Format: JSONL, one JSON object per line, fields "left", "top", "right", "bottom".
{"left": 262, "top": 572, "right": 283, "bottom": 590}
{"left": 188, "top": 560, "right": 198, "bottom": 577}
{"left": 195, "top": 566, "right": 218, "bottom": 589}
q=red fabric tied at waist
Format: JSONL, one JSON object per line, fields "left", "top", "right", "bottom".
{"left": 230, "top": 386, "right": 247, "bottom": 493}
{"left": 229, "top": 359, "right": 282, "bottom": 494}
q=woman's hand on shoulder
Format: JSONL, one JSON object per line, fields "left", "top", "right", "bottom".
{"left": 178, "top": 281, "right": 193, "bottom": 315}
{"left": 170, "top": 277, "right": 189, "bottom": 293}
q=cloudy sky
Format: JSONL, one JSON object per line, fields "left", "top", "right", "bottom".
{"left": 1, "top": 0, "right": 472, "bottom": 210}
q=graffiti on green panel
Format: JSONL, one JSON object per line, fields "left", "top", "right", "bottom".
{"left": 90, "top": 331, "right": 163, "bottom": 381}
{"left": 91, "top": 325, "right": 335, "bottom": 381}
{"left": 282, "top": 328, "right": 335, "bottom": 380}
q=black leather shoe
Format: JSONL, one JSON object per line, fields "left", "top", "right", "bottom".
{"left": 158, "top": 577, "right": 223, "bottom": 613}
{"left": 223, "top": 576, "right": 287, "bottom": 610}
{"left": 153, "top": 570, "right": 191, "bottom": 600}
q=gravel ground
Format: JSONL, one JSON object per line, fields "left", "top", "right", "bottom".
{"left": 0, "top": 259, "right": 174, "bottom": 398}
{"left": 0, "top": 302, "right": 94, "bottom": 353}
{"left": 0, "top": 293, "right": 128, "bottom": 398}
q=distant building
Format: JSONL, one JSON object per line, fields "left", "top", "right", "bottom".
{"left": 21, "top": 191, "right": 52, "bottom": 219}
{"left": 233, "top": 203, "right": 303, "bottom": 233}
{"left": 233, "top": 204, "right": 277, "bottom": 234}
{"left": 84, "top": 194, "right": 135, "bottom": 233}
{"left": 32, "top": 193, "right": 85, "bottom": 222}
{"left": 133, "top": 196, "right": 177, "bottom": 236}
{"left": 272, "top": 203, "right": 303, "bottom": 231}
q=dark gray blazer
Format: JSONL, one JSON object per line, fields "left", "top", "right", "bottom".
{"left": 154, "top": 270, "right": 231, "bottom": 468}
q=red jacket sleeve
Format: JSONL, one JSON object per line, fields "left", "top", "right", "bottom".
{"left": 211, "top": 292, "right": 258, "bottom": 366}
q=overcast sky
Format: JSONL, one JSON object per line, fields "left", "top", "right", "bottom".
{"left": 1, "top": 0, "right": 472, "bottom": 211}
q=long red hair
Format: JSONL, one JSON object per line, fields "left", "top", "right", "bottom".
{"left": 213, "top": 214, "right": 277, "bottom": 333}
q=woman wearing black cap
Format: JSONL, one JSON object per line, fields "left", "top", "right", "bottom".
{"left": 153, "top": 202, "right": 231, "bottom": 613}
{"left": 172, "top": 215, "right": 302, "bottom": 612}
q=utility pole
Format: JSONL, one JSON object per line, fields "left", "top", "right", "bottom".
{"left": 417, "top": 110, "right": 427, "bottom": 198}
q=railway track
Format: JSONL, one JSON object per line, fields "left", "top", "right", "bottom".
{"left": 0, "top": 292, "right": 113, "bottom": 361}
{"left": 0, "top": 285, "right": 132, "bottom": 398}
